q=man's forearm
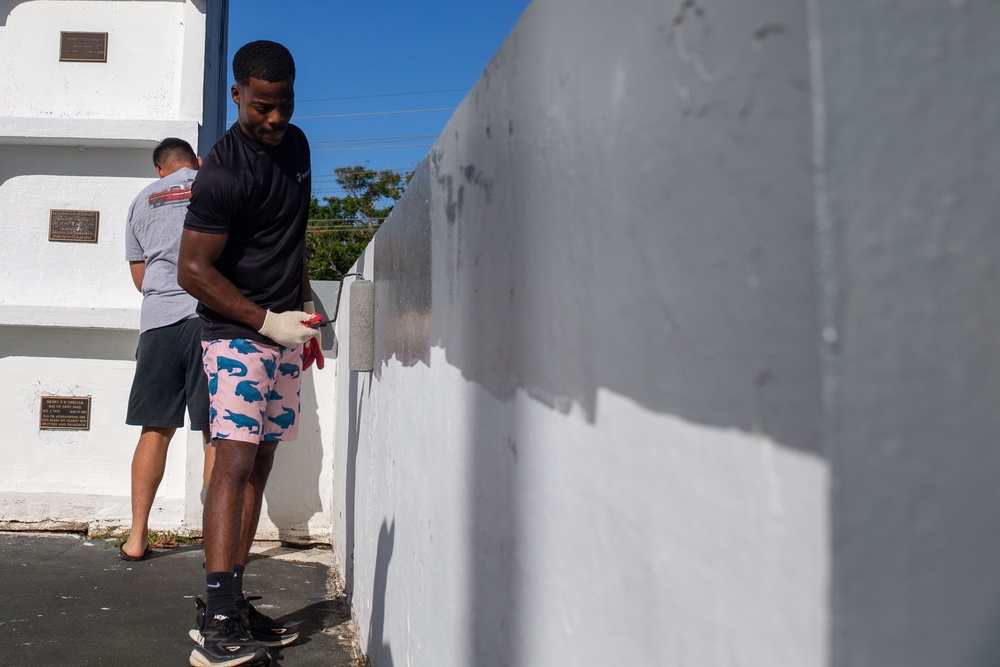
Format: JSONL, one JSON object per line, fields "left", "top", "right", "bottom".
{"left": 178, "top": 262, "right": 266, "bottom": 331}
{"left": 129, "top": 261, "right": 145, "bottom": 293}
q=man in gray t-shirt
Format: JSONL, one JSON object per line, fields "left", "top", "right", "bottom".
{"left": 125, "top": 165, "right": 200, "bottom": 334}
{"left": 119, "top": 138, "right": 214, "bottom": 561}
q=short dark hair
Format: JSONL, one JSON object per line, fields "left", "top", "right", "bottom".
{"left": 153, "top": 138, "right": 197, "bottom": 169}
{"left": 232, "top": 40, "right": 295, "bottom": 87}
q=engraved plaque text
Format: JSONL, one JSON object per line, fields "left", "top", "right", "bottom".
{"left": 49, "top": 209, "right": 99, "bottom": 243}
{"left": 39, "top": 396, "right": 92, "bottom": 431}
{"left": 59, "top": 32, "right": 108, "bottom": 63}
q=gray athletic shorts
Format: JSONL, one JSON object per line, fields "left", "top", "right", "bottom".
{"left": 126, "top": 316, "right": 209, "bottom": 430}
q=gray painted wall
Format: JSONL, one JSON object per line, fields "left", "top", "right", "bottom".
{"left": 815, "top": 0, "right": 1000, "bottom": 665}
{"left": 332, "top": 0, "right": 1000, "bottom": 664}
{"left": 378, "top": 0, "right": 824, "bottom": 455}
{"left": 336, "top": 0, "right": 828, "bottom": 664}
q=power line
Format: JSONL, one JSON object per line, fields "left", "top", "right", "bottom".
{"left": 231, "top": 108, "right": 455, "bottom": 121}
{"left": 227, "top": 87, "right": 469, "bottom": 106}
{"left": 308, "top": 230, "right": 378, "bottom": 234}
{"left": 307, "top": 216, "right": 389, "bottom": 226}
{"left": 311, "top": 167, "right": 415, "bottom": 177}
{"left": 297, "top": 88, "right": 468, "bottom": 104}
{"left": 295, "top": 107, "right": 457, "bottom": 120}
{"left": 311, "top": 134, "right": 439, "bottom": 145}
{"left": 311, "top": 216, "right": 396, "bottom": 223}
{"left": 313, "top": 143, "right": 433, "bottom": 153}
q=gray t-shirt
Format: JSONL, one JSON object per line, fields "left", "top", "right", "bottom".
{"left": 125, "top": 167, "right": 200, "bottom": 333}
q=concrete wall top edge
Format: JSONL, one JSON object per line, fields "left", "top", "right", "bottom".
{"left": 0, "top": 118, "right": 200, "bottom": 148}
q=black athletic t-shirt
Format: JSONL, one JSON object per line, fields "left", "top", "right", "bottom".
{"left": 184, "top": 122, "right": 311, "bottom": 344}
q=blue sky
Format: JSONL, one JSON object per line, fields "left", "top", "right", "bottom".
{"left": 226, "top": 0, "right": 532, "bottom": 200}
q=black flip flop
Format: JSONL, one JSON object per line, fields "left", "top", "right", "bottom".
{"left": 119, "top": 543, "right": 150, "bottom": 561}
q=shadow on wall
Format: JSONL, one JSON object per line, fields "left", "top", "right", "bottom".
{"left": 344, "top": 369, "right": 363, "bottom": 598}
{"left": 467, "top": 378, "right": 521, "bottom": 665}
{"left": 343, "top": 255, "right": 369, "bottom": 600}
{"left": 0, "top": 326, "right": 138, "bottom": 362}
{"left": 389, "top": 0, "right": 823, "bottom": 459}
{"left": 309, "top": 284, "right": 338, "bottom": 354}
{"left": 261, "top": 281, "right": 340, "bottom": 542}
{"left": 370, "top": 158, "right": 523, "bottom": 663}
{"left": 263, "top": 367, "right": 324, "bottom": 542}
{"left": 0, "top": 145, "right": 158, "bottom": 182}
{"left": 366, "top": 519, "right": 396, "bottom": 666}
{"left": 351, "top": 0, "right": 822, "bottom": 663}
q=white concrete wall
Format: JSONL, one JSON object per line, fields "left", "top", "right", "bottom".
{"left": 332, "top": 0, "right": 830, "bottom": 664}
{"left": 0, "top": 1, "right": 199, "bottom": 533}
{"left": 0, "top": 285, "right": 337, "bottom": 542}
{"left": 0, "top": 0, "right": 263, "bottom": 540}
{"left": 2, "top": 0, "right": 202, "bottom": 121}
{"left": 0, "top": 149, "right": 151, "bottom": 311}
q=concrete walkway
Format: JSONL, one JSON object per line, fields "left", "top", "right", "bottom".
{"left": 0, "top": 531, "right": 363, "bottom": 666}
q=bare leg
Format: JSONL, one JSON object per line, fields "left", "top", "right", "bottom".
{"left": 201, "top": 429, "right": 215, "bottom": 490}
{"left": 234, "top": 441, "right": 278, "bottom": 567}
{"left": 203, "top": 439, "right": 258, "bottom": 573}
{"left": 122, "top": 426, "right": 175, "bottom": 558}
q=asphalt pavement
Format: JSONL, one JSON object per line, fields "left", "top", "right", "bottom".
{"left": 0, "top": 532, "right": 363, "bottom": 666}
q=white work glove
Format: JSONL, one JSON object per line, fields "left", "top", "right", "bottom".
{"left": 302, "top": 300, "right": 322, "bottom": 346}
{"left": 258, "top": 310, "right": 318, "bottom": 348}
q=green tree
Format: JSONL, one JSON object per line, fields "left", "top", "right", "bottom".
{"left": 307, "top": 166, "right": 411, "bottom": 280}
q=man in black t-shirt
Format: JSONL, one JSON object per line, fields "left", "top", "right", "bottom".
{"left": 178, "top": 40, "right": 321, "bottom": 667}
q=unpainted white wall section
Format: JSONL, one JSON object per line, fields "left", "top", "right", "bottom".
{"left": 0, "top": 1, "right": 330, "bottom": 541}
{"left": 3, "top": 0, "right": 200, "bottom": 121}
{"left": 0, "top": 148, "right": 151, "bottom": 311}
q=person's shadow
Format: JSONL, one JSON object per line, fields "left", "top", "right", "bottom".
{"left": 366, "top": 519, "right": 396, "bottom": 666}
{"left": 263, "top": 597, "right": 353, "bottom": 665}
{"left": 262, "top": 286, "right": 335, "bottom": 542}
{"left": 262, "top": 352, "right": 325, "bottom": 541}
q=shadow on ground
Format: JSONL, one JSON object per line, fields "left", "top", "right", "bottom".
{"left": 0, "top": 532, "right": 362, "bottom": 666}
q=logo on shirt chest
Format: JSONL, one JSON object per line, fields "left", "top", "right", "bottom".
{"left": 295, "top": 168, "right": 311, "bottom": 184}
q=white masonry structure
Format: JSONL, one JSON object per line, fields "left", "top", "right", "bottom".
{"left": 0, "top": 0, "right": 230, "bottom": 533}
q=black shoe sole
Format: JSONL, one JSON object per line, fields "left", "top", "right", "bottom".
{"left": 190, "top": 628, "right": 298, "bottom": 649}
{"left": 189, "top": 646, "right": 270, "bottom": 667}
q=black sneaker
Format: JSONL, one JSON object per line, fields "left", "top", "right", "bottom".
{"left": 188, "top": 597, "right": 208, "bottom": 643}
{"left": 189, "top": 601, "right": 270, "bottom": 667}
{"left": 238, "top": 596, "right": 300, "bottom": 647}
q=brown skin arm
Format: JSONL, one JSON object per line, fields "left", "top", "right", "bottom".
{"left": 128, "top": 261, "right": 145, "bottom": 292}
{"left": 177, "top": 229, "right": 267, "bottom": 331}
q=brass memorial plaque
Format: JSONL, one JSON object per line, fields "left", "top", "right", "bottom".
{"left": 49, "top": 209, "right": 99, "bottom": 243}
{"left": 39, "top": 396, "right": 92, "bottom": 431}
{"left": 59, "top": 32, "right": 108, "bottom": 63}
